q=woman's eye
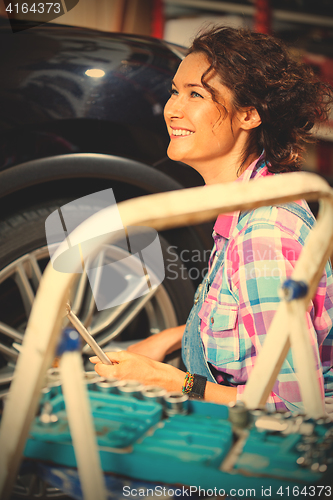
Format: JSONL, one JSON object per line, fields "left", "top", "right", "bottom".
{"left": 191, "top": 91, "right": 203, "bottom": 98}
{"left": 168, "top": 88, "right": 202, "bottom": 98}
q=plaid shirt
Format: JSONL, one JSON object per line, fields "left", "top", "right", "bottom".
{"left": 199, "top": 158, "right": 333, "bottom": 412}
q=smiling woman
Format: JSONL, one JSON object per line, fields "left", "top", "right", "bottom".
{"left": 92, "top": 26, "right": 333, "bottom": 414}
{"left": 164, "top": 52, "right": 261, "bottom": 184}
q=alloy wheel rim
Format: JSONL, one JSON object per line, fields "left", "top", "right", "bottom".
{"left": 0, "top": 244, "right": 178, "bottom": 397}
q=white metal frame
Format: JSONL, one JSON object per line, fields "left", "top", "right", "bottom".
{"left": 1, "top": 171, "right": 333, "bottom": 499}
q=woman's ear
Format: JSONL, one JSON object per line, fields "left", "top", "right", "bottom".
{"left": 239, "top": 107, "right": 262, "bottom": 130}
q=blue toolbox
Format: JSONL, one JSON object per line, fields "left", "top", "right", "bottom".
{"left": 22, "top": 384, "right": 333, "bottom": 500}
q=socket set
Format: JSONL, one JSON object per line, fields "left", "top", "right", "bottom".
{"left": 22, "top": 373, "right": 333, "bottom": 499}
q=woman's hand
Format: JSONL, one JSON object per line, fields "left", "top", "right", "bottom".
{"left": 126, "top": 324, "right": 185, "bottom": 362}
{"left": 90, "top": 350, "right": 184, "bottom": 392}
{"left": 90, "top": 350, "right": 237, "bottom": 404}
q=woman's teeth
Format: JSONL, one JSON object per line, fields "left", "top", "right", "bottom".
{"left": 172, "top": 129, "right": 194, "bottom": 136}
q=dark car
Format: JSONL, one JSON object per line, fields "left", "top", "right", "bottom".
{"left": 0, "top": 18, "right": 213, "bottom": 402}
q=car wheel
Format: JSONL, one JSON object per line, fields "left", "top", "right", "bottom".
{"left": 0, "top": 202, "right": 195, "bottom": 498}
{"left": 0, "top": 202, "right": 195, "bottom": 397}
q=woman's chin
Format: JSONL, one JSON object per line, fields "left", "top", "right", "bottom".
{"left": 167, "top": 145, "right": 186, "bottom": 163}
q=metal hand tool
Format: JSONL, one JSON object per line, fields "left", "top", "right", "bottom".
{"left": 66, "top": 303, "right": 112, "bottom": 365}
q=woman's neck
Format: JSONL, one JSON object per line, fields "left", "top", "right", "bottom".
{"left": 197, "top": 152, "right": 260, "bottom": 185}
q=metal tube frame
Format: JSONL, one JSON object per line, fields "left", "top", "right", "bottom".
{"left": 1, "top": 171, "right": 333, "bottom": 498}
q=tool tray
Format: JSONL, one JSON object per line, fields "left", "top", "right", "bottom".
{"left": 23, "top": 390, "right": 333, "bottom": 499}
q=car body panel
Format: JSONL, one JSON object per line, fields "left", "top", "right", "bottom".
{"left": 0, "top": 20, "right": 188, "bottom": 171}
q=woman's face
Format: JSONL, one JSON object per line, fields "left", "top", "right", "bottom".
{"left": 164, "top": 52, "right": 248, "bottom": 183}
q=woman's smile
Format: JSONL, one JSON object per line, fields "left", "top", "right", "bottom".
{"left": 170, "top": 127, "right": 194, "bottom": 137}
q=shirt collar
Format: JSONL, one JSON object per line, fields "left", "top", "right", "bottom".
{"left": 213, "top": 155, "right": 272, "bottom": 239}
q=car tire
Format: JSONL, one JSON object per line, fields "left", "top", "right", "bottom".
{"left": 0, "top": 202, "right": 195, "bottom": 394}
{"left": 0, "top": 201, "right": 195, "bottom": 498}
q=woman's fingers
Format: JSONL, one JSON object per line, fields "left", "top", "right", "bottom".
{"left": 94, "top": 360, "right": 117, "bottom": 379}
{"left": 90, "top": 351, "right": 129, "bottom": 378}
{"left": 90, "top": 350, "right": 151, "bottom": 381}
{"left": 89, "top": 356, "right": 99, "bottom": 364}
{"left": 89, "top": 350, "right": 127, "bottom": 364}
{"left": 88, "top": 350, "right": 183, "bottom": 392}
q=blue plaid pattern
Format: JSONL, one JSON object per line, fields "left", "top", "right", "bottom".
{"left": 199, "top": 159, "right": 333, "bottom": 412}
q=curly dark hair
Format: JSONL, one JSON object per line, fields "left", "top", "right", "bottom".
{"left": 188, "top": 26, "right": 333, "bottom": 173}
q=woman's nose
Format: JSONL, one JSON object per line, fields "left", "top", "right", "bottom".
{"left": 164, "top": 96, "right": 185, "bottom": 120}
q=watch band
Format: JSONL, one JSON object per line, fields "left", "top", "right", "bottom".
{"left": 189, "top": 373, "right": 207, "bottom": 399}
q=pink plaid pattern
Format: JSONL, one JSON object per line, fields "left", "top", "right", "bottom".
{"left": 199, "top": 158, "right": 333, "bottom": 412}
